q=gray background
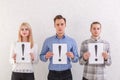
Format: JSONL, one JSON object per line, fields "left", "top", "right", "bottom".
{"left": 0, "top": 0, "right": 120, "bottom": 80}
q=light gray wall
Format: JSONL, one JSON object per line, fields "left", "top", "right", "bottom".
{"left": 0, "top": 0, "right": 120, "bottom": 80}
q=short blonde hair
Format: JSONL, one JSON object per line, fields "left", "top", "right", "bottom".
{"left": 18, "top": 22, "right": 34, "bottom": 48}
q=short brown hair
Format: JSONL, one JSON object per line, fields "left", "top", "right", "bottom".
{"left": 54, "top": 15, "right": 66, "bottom": 23}
{"left": 90, "top": 21, "right": 101, "bottom": 29}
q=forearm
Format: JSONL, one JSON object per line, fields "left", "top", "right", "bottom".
{"left": 71, "top": 56, "right": 79, "bottom": 63}
{"left": 40, "top": 54, "right": 48, "bottom": 62}
{"left": 79, "top": 56, "right": 88, "bottom": 65}
{"left": 104, "top": 56, "right": 112, "bottom": 66}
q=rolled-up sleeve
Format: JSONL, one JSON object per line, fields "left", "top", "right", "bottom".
{"left": 31, "top": 44, "right": 39, "bottom": 64}
{"left": 71, "top": 40, "right": 79, "bottom": 63}
{"left": 40, "top": 39, "right": 48, "bottom": 62}
{"left": 104, "top": 42, "right": 112, "bottom": 66}
{"left": 79, "top": 41, "right": 88, "bottom": 65}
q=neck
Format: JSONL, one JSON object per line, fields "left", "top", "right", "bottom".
{"left": 57, "top": 33, "right": 64, "bottom": 39}
{"left": 91, "top": 36, "right": 100, "bottom": 40}
{"left": 22, "top": 37, "right": 28, "bottom": 42}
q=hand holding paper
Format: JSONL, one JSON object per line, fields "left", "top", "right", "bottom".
{"left": 83, "top": 52, "right": 90, "bottom": 61}
{"left": 15, "top": 42, "right": 31, "bottom": 63}
{"left": 66, "top": 52, "right": 74, "bottom": 59}
{"left": 12, "top": 53, "right": 16, "bottom": 63}
{"left": 102, "top": 52, "right": 109, "bottom": 60}
{"left": 45, "top": 52, "right": 53, "bottom": 59}
{"left": 30, "top": 53, "right": 34, "bottom": 61}
{"left": 88, "top": 43, "right": 104, "bottom": 64}
{"left": 53, "top": 44, "right": 67, "bottom": 64}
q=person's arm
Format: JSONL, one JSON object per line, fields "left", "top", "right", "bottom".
{"left": 31, "top": 44, "right": 39, "bottom": 64}
{"left": 70, "top": 39, "right": 79, "bottom": 63}
{"left": 9, "top": 43, "right": 16, "bottom": 64}
{"left": 40, "top": 39, "right": 49, "bottom": 62}
{"left": 104, "top": 43, "right": 112, "bottom": 66}
{"left": 79, "top": 41, "right": 88, "bottom": 65}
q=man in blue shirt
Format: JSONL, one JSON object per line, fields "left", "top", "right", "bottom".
{"left": 40, "top": 15, "right": 79, "bottom": 80}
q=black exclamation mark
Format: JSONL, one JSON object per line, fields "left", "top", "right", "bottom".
{"left": 95, "top": 45, "right": 98, "bottom": 61}
{"left": 22, "top": 44, "right": 25, "bottom": 60}
{"left": 58, "top": 45, "right": 61, "bottom": 61}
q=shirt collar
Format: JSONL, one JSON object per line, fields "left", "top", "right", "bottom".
{"left": 91, "top": 36, "right": 101, "bottom": 41}
{"left": 55, "top": 34, "right": 66, "bottom": 39}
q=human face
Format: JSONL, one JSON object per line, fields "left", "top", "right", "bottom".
{"left": 54, "top": 19, "right": 66, "bottom": 37}
{"left": 20, "top": 26, "right": 30, "bottom": 38}
{"left": 90, "top": 24, "right": 101, "bottom": 37}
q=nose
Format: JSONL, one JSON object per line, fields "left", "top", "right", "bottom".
{"left": 58, "top": 25, "right": 62, "bottom": 29}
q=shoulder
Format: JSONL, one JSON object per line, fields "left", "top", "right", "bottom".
{"left": 101, "top": 39, "right": 110, "bottom": 46}
{"left": 45, "top": 35, "right": 56, "bottom": 42}
{"left": 100, "top": 39, "right": 110, "bottom": 44}
{"left": 65, "top": 35, "right": 76, "bottom": 42}
{"left": 81, "top": 39, "right": 90, "bottom": 44}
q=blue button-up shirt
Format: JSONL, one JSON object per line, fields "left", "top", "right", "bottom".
{"left": 40, "top": 35, "right": 79, "bottom": 71}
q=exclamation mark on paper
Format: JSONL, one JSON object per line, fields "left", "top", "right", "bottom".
{"left": 58, "top": 45, "right": 61, "bottom": 61}
{"left": 95, "top": 45, "right": 98, "bottom": 61}
{"left": 22, "top": 44, "right": 25, "bottom": 60}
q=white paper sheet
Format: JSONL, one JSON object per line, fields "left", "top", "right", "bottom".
{"left": 15, "top": 42, "right": 31, "bottom": 63}
{"left": 88, "top": 43, "right": 104, "bottom": 64}
{"left": 53, "top": 44, "right": 67, "bottom": 64}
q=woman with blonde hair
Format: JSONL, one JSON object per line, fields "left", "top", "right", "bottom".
{"left": 10, "top": 22, "right": 38, "bottom": 80}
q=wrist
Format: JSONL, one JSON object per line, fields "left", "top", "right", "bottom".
{"left": 71, "top": 56, "right": 74, "bottom": 60}
{"left": 83, "top": 57, "right": 87, "bottom": 61}
{"left": 104, "top": 58, "right": 108, "bottom": 61}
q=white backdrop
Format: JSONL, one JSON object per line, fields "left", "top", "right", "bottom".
{"left": 0, "top": 0, "right": 120, "bottom": 80}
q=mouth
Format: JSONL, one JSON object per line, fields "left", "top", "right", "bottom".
{"left": 23, "top": 33, "right": 27, "bottom": 35}
{"left": 58, "top": 29, "right": 62, "bottom": 31}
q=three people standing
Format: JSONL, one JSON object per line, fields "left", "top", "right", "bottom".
{"left": 10, "top": 16, "right": 111, "bottom": 80}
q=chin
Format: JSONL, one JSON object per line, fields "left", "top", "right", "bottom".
{"left": 58, "top": 32, "right": 63, "bottom": 34}
{"left": 95, "top": 35, "right": 99, "bottom": 37}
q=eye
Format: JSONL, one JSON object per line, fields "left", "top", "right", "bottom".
{"left": 97, "top": 28, "right": 100, "bottom": 30}
{"left": 61, "top": 23, "right": 64, "bottom": 26}
{"left": 93, "top": 28, "right": 96, "bottom": 30}
{"left": 25, "top": 28, "right": 29, "bottom": 31}
{"left": 21, "top": 28, "right": 24, "bottom": 31}
{"left": 57, "top": 24, "right": 59, "bottom": 26}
